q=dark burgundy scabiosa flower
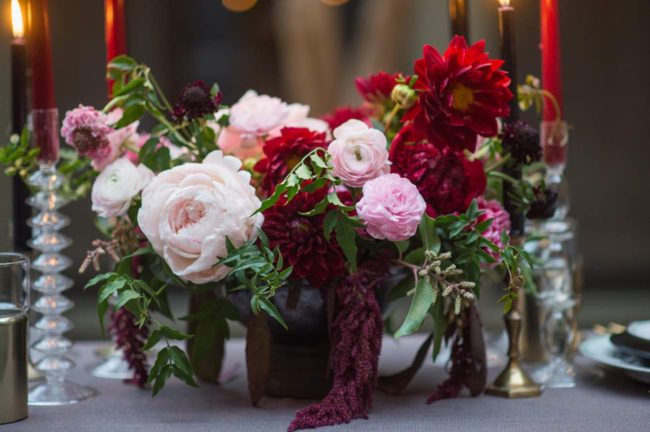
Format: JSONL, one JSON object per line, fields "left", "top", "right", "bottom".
{"left": 354, "top": 71, "right": 402, "bottom": 104}
{"left": 390, "top": 126, "right": 486, "bottom": 217}
{"left": 526, "top": 186, "right": 558, "bottom": 219}
{"left": 262, "top": 189, "right": 345, "bottom": 288}
{"left": 501, "top": 120, "right": 541, "bottom": 165}
{"left": 254, "top": 127, "right": 328, "bottom": 195}
{"left": 110, "top": 307, "right": 149, "bottom": 388}
{"left": 172, "top": 80, "right": 222, "bottom": 122}
{"left": 403, "top": 36, "right": 512, "bottom": 152}
{"left": 321, "top": 106, "right": 371, "bottom": 131}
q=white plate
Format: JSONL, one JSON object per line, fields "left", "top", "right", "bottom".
{"left": 579, "top": 334, "right": 650, "bottom": 384}
{"left": 627, "top": 320, "right": 650, "bottom": 343}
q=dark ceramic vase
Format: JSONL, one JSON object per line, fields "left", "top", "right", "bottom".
{"left": 230, "top": 270, "right": 402, "bottom": 399}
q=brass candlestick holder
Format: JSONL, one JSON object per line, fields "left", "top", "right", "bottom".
{"left": 486, "top": 272, "right": 542, "bottom": 398}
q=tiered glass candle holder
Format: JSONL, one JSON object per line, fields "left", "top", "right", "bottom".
{"left": 27, "top": 108, "right": 95, "bottom": 406}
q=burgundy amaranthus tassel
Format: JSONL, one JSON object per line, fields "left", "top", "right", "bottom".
{"left": 288, "top": 262, "right": 386, "bottom": 432}
{"left": 110, "top": 308, "right": 150, "bottom": 388}
{"left": 427, "top": 315, "right": 472, "bottom": 403}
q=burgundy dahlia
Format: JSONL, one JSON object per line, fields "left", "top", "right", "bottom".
{"left": 172, "top": 80, "right": 222, "bottom": 122}
{"left": 321, "top": 106, "right": 371, "bottom": 131}
{"left": 354, "top": 71, "right": 401, "bottom": 104}
{"left": 403, "top": 36, "right": 512, "bottom": 152}
{"left": 390, "top": 126, "right": 486, "bottom": 216}
{"left": 501, "top": 120, "right": 541, "bottom": 166}
{"left": 254, "top": 127, "right": 328, "bottom": 195}
{"left": 262, "top": 189, "right": 344, "bottom": 288}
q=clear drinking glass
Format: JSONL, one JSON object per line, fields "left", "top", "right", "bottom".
{"left": 531, "top": 227, "right": 577, "bottom": 388}
{"left": 0, "top": 253, "right": 30, "bottom": 424}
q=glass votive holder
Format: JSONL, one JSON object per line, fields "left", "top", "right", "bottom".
{"left": 0, "top": 253, "right": 30, "bottom": 424}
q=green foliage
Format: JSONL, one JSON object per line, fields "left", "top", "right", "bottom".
{"left": 216, "top": 232, "right": 293, "bottom": 329}
{"left": 0, "top": 129, "right": 39, "bottom": 178}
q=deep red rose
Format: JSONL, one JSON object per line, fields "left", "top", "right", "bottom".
{"left": 254, "top": 127, "right": 328, "bottom": 195}
{"left": 390, "top": 126, "right": 486, "bottom": 216}
{"left": 321, "top": 106, "right": 371, "bottom": 131}
{"left": 354, "top": 71, "right": 401, "bottom": 104}
{"left": 263, "top": 188, "right": 345, "bottom": 288}
{"left": 403, "top": 36, "right": 512, "bottom": 152}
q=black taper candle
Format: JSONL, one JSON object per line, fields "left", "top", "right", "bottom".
{"left": 11, "top": 42, "right": 31, "bottom": 251}
{"left": 498, "top": 2, "right": 524, "bottom": 236}
{"left": 449, "top": 0, "right": 469, "bottom": 39}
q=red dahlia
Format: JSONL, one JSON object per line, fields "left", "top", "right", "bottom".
{"left": 254, "top": 127, "right": 328, "bottom": 195}
{"left": 390, "top": 126, "right": 486, "bottom": 216}
{"left": 355, "top": 71, "right": 401, "bottom": 104}
{"left": 403, "top": 36, "right": 512, "bottom": 152}
{"left": 321, "top": 106, "right": 371, "bottom": 131}
{"left": 263, "top": 189, "right": 345, "bottom": 288}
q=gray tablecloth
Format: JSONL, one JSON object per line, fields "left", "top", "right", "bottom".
{"left": 5, "top": 336, "right": 649, "bottom": 432}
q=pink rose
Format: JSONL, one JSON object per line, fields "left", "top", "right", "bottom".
{"left": 91, "top": 158, "right": 154, "bottom": 218}
{"left": 137, "top": 151, "right": 263, "bottom": 284}
{"left": 356, "top": 173, "right": 426, "bottom": 242}
{"left": 328, "top": 119, "right": 390, "bottom": 188}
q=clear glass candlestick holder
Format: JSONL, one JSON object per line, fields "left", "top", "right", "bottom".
{"left": 26, "top": 109, "right": 95, "bottom": 405}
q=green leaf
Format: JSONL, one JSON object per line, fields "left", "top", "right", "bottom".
{"left": 155, "top": 146, "right": 171, "bottom": 171}
{"left": 98, "top": 277, "right": 127, "bottom": 303}
{"left": 115, "top": 103, "right": 145, "bottom": 128}
{"left": 430, "top": 299, "right": 447, "bottom": 360}
{"left": 142, "top": 329, "right": 163, "bottom": 351}
{"left": 395, "top": 239, "right": 410, "bottom": 255}
{"left": 394, "top": 277, "right": 434, "bottom": 339}
{"left": 160, "top": 325, "right": 193, "bottom": 341}
{"left": 148, "top": 347, "right": 170, "bottom": 384}
{"left": 169, "top": 345, "right": 194, "bottom": 376}
{"left": 114, "top": 289, "right": 140, "bottom": 309}
{"left": 152, "top": 365, "right": 172, "bottom": 397}
{"left": 404, "top": 247, "right": 425, "bottom": 265}
{"left": 335, "top": 222, "right": 357, "bottom": 272}
{"left": 294, "top": 164, "right": 312, "bottom": 180}
{"left": 85, "top": 272, "right": 117, "bottom": 289}
{"left": 323, "top": 210, "right": 339, "bottom": 240}
{"left": 256, "top": 297, "right": 287, "bottom": 330}
{"left": 309, "top": 153, "right": 329, "bottom": 169}
{"left": 107, "top": 55, "right": 136, "bottom": 72}
{"left": 419, "top": 215, "right": 440, "bottom": 254}
{"left": 112, "top": 77, "right": 145, "bottom": 97}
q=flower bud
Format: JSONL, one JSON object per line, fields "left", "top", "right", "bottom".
{"left": 391, "top": 84, "right": 417, "bottom": 110}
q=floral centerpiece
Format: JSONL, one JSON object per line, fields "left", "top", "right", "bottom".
{"left": 0, "top": 36, "right": 556, "bottom": 431}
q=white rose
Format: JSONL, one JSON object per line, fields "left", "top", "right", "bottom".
{"left": 91, "top": 157, "right": 153, "bottom": 218}
{"left": 281, "top": 103, "right": 329, "bottom": 134}
{"left": 328, "top": 119, "right": 390, "bottom": 188}
{"left": 137, "top": 151, "right": 263, "bottom": 284}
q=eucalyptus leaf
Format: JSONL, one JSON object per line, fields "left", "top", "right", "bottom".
{"left": 394, "top": 277, "right": 434, "bottom": 339}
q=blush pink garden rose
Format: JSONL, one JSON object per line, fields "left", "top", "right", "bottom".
{"left": 217, "top": 90, "right": 290, "bottom": 160}
{"left": 91, "top": 157, "right": 154, "bottom": 218}
{"left": 356, "top": 173, "right": 426, "bottom": 242}
{"left": 137, "top": 151, "right": 264, "bottom": 284}
{"left": 280, "top": 103, "right": 329, "bottom": 134}
{"left": 328, "top": 119, "right": 390, "bottom": 188}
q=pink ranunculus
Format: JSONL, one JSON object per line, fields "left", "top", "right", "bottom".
{"left": 328, "top": 119, "right": 390, "bottom": 188}
{"left": 137, "top": 151, "right": 264, "bottom": 284}
{"left": 91, "top": 158, "right": 154, "bottom": 218}
{"left": 477, "top": 197, "right": 510, "bottom": 258}
{"left": 356, "top": 173, "right": 426, "bottom": 242}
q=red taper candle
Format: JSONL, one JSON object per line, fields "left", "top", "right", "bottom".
{"left": 541, "top": 0, "right": 563, "bottom": 122}
{"left": 28, "top": 0, "right": 55, "bottom": 109}
{"left": 105, "top": 0, "right": 127, "bottom": 96}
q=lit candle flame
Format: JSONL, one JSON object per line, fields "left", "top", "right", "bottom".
{"left": 499, "top": 0, "right": 511, "bottom": 6}
{"left": 11, "top": 0, "right": 25, "bottom": 40}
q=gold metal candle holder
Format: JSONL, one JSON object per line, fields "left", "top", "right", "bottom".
{"left": 486, "top": 271, "right": 542, "bottom": 398}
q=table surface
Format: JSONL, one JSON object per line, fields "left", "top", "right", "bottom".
{"left": 5, "top": 336, "right": 649, "bottom": 432}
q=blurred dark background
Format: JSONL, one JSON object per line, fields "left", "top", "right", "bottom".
{"left": 0, "top": 0, "right": 648, "bottom": 338}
